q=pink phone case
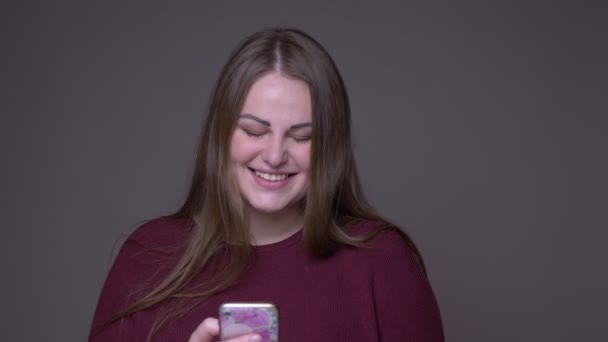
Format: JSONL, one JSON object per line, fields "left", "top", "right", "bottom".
{"left": 219, "top": 303, "right": 279, "bottom": 342}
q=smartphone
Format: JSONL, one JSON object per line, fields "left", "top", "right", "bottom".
{"left": 219, "top": 302, "right": 279, "bottom": 342}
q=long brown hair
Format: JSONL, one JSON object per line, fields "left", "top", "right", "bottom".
{"left": 104, "top": 28, "right": 424, "bottom": 340}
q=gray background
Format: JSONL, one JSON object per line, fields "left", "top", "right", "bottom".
{"left": 2, "top": 1, "right": 607, "bottom": 341}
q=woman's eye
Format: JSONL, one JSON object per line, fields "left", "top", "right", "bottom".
{"left": 292, "top": 136, "right": 312, "bottom": 143}
{"left": 244, "top": 129, "right": 265, "bottom": 138}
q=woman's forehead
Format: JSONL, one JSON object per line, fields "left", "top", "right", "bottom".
{"left": 240, "top": 73, "right": 312, "bottom": 126}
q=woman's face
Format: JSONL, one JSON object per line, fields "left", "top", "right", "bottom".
{"left": 230, "top": 72, "right": 312, "bottom": 217}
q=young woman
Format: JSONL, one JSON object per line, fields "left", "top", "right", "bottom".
{"left": 89, "top": 28, "right": 444, "bottom": 342}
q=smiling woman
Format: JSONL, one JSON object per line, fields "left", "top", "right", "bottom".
{"left": 88, "top": 28, "right": 444, "bottom": 342}
{"left": 231, "top": 74, "right": 312, "bottom": 245}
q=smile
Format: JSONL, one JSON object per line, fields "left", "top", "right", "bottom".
{"left": 251, "top": 169, "right": 292, "bottom": 182}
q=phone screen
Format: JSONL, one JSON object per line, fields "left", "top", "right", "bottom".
{"left": 219, "top": 303, "right": 279, "bottom": 342}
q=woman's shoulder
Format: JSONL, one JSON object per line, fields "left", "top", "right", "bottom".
{"left": 346, "top": 219, "right": 424, "bottom": 271}
{"left": 126, "top": 215, "right": 194, "bottom": 252}
{"left": 347, "top": 219, "right": 410, "bottom": 246}
{"left": 105, "top": 216, "right": 193, "bottom": 284}
{"left": 345, "top": 221, "right": 442, "bottom": 340}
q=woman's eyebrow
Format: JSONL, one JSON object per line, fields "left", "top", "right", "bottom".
{"left": 239, "top": 114, "right": 312, "bottom": 130}
{"left": 240, "top": 113, "right": 270, "bottom": 126}
{"left": 289, "top": 122, "right": 312, "bottom": 130}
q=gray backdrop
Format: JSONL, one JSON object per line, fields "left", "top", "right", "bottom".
{"left": 2, "top": 1, "right": 607, "bottom": 341}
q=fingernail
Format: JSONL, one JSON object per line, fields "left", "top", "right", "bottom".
{"left": 250, "top": 334, "right": 262, "bottom": 342}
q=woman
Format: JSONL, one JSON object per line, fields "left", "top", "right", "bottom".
{"left": 89, "top": 28, "right": 444, "bottom": 341}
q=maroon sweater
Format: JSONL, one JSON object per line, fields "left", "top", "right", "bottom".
{"left": 89, "top": 218, "right": 444, "bottom": 341}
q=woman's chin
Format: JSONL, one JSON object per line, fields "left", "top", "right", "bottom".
{"left": 245, "top": 199, "right": 301, "bottom": 216}
{"left": 248, "top": 203, "right": 289, "bottom": 216}
{"left": 243, "top": 194, "right": 306, "bottom": 217}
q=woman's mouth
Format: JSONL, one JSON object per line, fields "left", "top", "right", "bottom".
{"left": 250, "top": 168, "right": 294, "bottom": 182}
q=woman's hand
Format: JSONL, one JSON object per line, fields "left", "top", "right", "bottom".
{"left": 189, "top": 318, "right": 262, "bottom": 342}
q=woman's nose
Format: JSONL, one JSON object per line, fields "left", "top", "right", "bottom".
{"left": 262, "top": 137, "right": 288, "bottom": 167}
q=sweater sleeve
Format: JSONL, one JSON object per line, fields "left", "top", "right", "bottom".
{"left": 88, "top": 218, "right": 188, "bottom": 341}
{"left": 370, "top": 229, "right": 445, "bottom": 342}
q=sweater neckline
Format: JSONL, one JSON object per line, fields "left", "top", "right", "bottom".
{"left": 186, "top": 217, "right": 304, "bottom": 253}
{"left": 253, "top": 228, "right": 303, "bottom": 253}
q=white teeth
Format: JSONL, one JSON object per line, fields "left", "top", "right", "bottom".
{"left": 254, "top": 170, "right": 289, "bottom": 182}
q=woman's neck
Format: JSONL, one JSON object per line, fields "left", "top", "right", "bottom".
{"left": 247, "top": 206, "right": 304, "bottom": 246}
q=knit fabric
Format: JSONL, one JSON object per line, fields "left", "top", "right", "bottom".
{"left": 89, "top": 217, "right": 444, "bottom": 341}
